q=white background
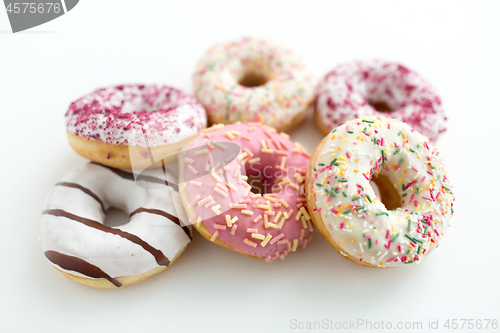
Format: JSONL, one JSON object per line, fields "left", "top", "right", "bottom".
{"left": 1, "top": 1, "right": 499, "bottom": 332}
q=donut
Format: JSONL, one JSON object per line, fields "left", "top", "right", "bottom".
{"left": 314, "top": 60, "right": 447, "bottom": 141}
{"left": 178, "top": 123, "right": 313, "bottom": 261}
{"left": 66, "top": 84, "right": 207, "bottom": 169}
{"left": 306, "top": 116, "right": 455, "bottom": 267}
{"left": 193, "top": 37, "right": 314, "bottom": 132}
{"left": 40, "top": 162, "right": 192, "bottom": 288}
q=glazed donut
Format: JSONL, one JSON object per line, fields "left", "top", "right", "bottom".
{"left": 66, "top": 84, "right": 207, "bottom": 169}
{"left": 40, "top": 162, "right": 192, "bottom": 288}
{"left": 306, "top": 116, "right": 455, "bottom": 267}
{"left": 178, "top": 123, "right": 313, "bottom": 261}
{"left": 193, "top": 37, "right": 314, "bottom": 132}
{"left": 314, "top": 60, "right": 446, "bottom": 141}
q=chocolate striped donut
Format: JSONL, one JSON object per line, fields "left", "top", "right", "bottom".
{"left": 40, "top": 162, "right": 191, "bottom": 288}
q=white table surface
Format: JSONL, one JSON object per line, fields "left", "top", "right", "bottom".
{"left": 1, "top": 1, "right": 499, "bottom": 332}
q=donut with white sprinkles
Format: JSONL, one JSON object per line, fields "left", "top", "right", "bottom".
{"left": 178, "top": 123, "right": 313, "bottom": 261}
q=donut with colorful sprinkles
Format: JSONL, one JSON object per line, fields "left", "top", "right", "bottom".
{"left": 193, "top": 37, "right": 314, "bottom": 132}
{"left": 65, "top": 84, "right": 207, "bottom": 169}
{"left": 306, "top": 116, "right": 455, "bottom": 267}
{"left": 178, "top": 123, "right": 313, "bottom": 261}
{"left": 314, "top": 60, "right": 447, "bottom": 141}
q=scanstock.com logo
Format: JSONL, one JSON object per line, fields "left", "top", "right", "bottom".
{"left": 3, "top": 0, "right": 78, "bottom": 33}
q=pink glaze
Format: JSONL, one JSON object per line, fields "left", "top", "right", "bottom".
{"left": 181, "top": 123, "right": 312, "bottom": 260}
{"left": 65, "top": 84, "right": 206, "bottom": 147}
{"left": 315, "top": 60, "right": 447, "bottom": 141}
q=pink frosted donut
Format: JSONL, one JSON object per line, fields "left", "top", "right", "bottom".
{"left": 65, "top": 84, "right": 206, "bottom": 169}
{"left": 178, "top": 123, "right": 313, "bottom": 261}
{"left": 315, "top": 60, "right": 446, "bottom": 141}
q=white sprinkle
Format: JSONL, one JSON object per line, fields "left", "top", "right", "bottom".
{"left": 195, "top": 149, "right": 208, "bottom": 155}
{"left": 188, "top": 165, "right": 199, "bottom": 175}
{"left": 213, "top": 142, "right": 227, "bottom": 150}
{"left": 211, "top": 204, "right": 221, "bottom": 215}
{"left": 210, "top": 230, "right": 219, "bottom": 242}
{"left": 211, "top": 172, "right": 222, "bottom": 183}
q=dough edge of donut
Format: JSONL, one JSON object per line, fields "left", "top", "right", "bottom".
{"left": 305, "top": 133, "right": 390, "bottom": 268}
{"left": 51, "top": 243, "right": 189, "bottom": 289}
{"left": 67, "top": 131, "right": 204, "bottom": 169}
{"left": 206, "top": 101, "right": 312, "bottom": 134}
{"left": 313, "top": 107, "right": 335, "bottom": 136}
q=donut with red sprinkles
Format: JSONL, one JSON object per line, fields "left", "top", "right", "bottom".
{"left": 314, "top": 60, "right": 446, "bottom": 141}
{"left": 65, "top": 84, "right": 206, "bottom": 168}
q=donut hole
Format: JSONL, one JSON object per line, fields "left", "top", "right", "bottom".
{"left": 105, "top": 207, "right": 130, "bottom": 227}
{"left": 370, "top": 175, "right": 401, "bottom": 210}
{"left": 247, "top": 168, "right": 286, "bottom": 195}
{"left": 238, "top": 71, "right": 269, "bottom": 88}
{"left": 368, "top": 100, "right": 393, "bottom": 113}
{"left": 247, "top": 176, "right": 273, "bottom": 195}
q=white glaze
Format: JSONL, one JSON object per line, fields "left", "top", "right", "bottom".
{"left": 65, "top": 84, "right": 206, "bottom": 147}
{"left": 309, "top": 116, "right": 455, "bottom": 267}
{"left": 315, "top": 60, "right": 447, "bottom": 141}
{"left": 193, "top": 37, "right": 314, "bottom": 128}
{"left": 40, "top": 163, "right": 191, "bottom": 281}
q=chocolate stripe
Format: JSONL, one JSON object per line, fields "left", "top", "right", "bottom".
{"left": 160, "top": 159, "right": 180, "bottom": 192}
{"left": 130, "top": 207, "right": 192, "bottom": 240}
{"left": 91, "top": 162, "right": 177, "bottom": 190}
{"left": 56, "top": 182, "right": 106, "bottom": 212}
{"left": 45, "top": 250, "right": 122, "bottom": 287}
{"left": 42, "top": 209, "right": 170, "bottom": 266}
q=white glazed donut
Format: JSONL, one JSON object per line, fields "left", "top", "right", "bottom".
{"left": 306, "top": 116, "right": 455, "bottom": 268}
{"left": 40, "top": 162, "right": 191, "bottom": 288}
{"left": 193, "top": 37, "right": 314, "bottom": 132}
{"left": 65, "top": 84, "right": 207, "bottom": 169}
{"left": 315, "top": 60, "right": 447, "bottom": 141}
